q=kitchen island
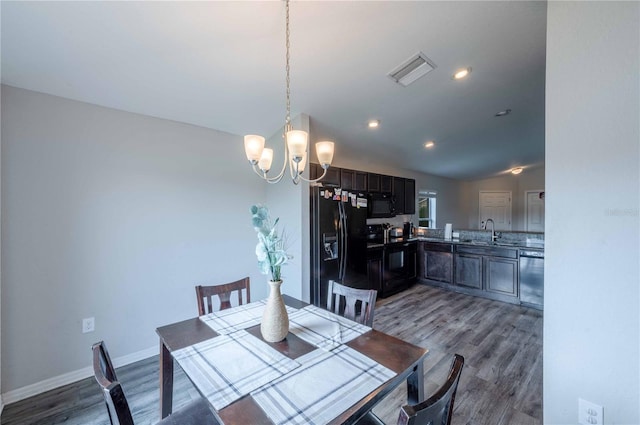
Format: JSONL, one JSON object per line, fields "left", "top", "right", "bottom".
{"left": 416, "top": 234, "right": 544, "bottom": 309}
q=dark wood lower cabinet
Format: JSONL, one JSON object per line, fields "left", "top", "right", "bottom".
{"left": 420, "top": 241, "right": 521, "bottom": 305}
{"left": 485, "top": 257, "right": 518, "bottom": 297}
{"left": 422, "top": 243, "right": 453, "bottom": 283}
{"left": 454, "top": 254, "right": 482, "bottom": 289}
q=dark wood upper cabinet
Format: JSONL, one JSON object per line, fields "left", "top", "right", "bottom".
{"left": 404, "top": 178, "right": 416, "bottom": 214}
{"left": 368, "top": 174, "right": 381, "bottom": 192}
{"left": 310, "top": 163, "right": 341, "bottom": 186}
{"left": 390, "top": 177, "right": 416, "bottom": 215}
{"left": 310, "top": 162, "right": 320, "bottom": 179}
{"left": 323, "top": 167, "right": 341, "bottom": 186}
{"left": 340, "top": 169, "right": 367, "bottom": 191}
{"left": 393, "top": 177, "right": 406, "bottom": 214}
{"left": 340, "top": 169, "right": 355, "bottom": 190}
{"left": 310, "top": 165, "right": 411, "bottom": 202}
{"left": 354, "top": 171, "right": 368, "bottom": 191}
{"left": 380, "top": 175, "right": 393, "bottom": 193}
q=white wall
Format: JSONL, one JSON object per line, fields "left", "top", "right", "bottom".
{"left": 0, "top": 83, "right": 3, "bottom": 414}
{"left": 463, "top": 165, "right": 545, "bottom": 230}
{"left": 545, "top": 2, "right": 639, "bottom": 424}
{"left": 0, "top": 86, "right": 269, "bottom": 395}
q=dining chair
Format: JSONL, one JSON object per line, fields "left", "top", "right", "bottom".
{"left": 92, "top": 341, "right": 219, "bottom": 425}
{"left": 327, "top": 280, "right": 378, "bottom": 327}
{"left": 356, "top": 354, "right": 465, "bottom": 425}
{"left": 195, "top": 276, "right": 251, "bottom": 315}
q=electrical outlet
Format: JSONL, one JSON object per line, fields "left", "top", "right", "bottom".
{"left": 579, "top": 398, "right": 603, "bottom": 425}
{"left": 82, "top": 317, "right": 95, "bottom": 333}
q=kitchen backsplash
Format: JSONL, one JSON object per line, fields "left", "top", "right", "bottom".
{"left": 366, "top": 214, "right": 413, "bottom": 228}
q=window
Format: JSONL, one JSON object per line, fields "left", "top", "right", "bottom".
{"left": 418, "top": 190, "right": 437, "bottom": 228}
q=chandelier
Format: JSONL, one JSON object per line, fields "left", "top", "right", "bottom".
{"left": 243, "top": 0, "right": 335, "bottom": 185}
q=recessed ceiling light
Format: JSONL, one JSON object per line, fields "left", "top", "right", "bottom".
{"left": 511, "top": 167, "right": 523, "bottom": 175}
{"left": 452, "top": 67, "right": 472, "bottom": 80}
{"left": 424, "top": 141, "right": 435, "bottom": 149}
{"left": 495, "top": 109, "right": 512, "bottom": 117}
{"left": 368, "top": 119, "right": 380, "bottom": 129}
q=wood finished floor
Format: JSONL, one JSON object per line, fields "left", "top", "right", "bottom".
{"left": 1, "top": 283, "right": 542, "bottom": 425}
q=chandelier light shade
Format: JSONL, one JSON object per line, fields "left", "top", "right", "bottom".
{"left": 258, "top": 148, "right": 274, "bottom": 173}
{"left": 316, "top": 141, "right": 335, "bottom": 168}
{"left": 244, "top": 135, "right": 266, "bottom": 164}
{"left": 286, "top": 130, "right": 308, "bottom": 161}
{"left": 243, "top": 0, "right": 335, "bottom": 185}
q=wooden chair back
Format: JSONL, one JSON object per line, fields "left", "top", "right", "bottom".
{"left": 398, "top": 354, "right": 465, "bottom": 425}
{"left": 327, "top": 280, "right": 377, "bottom": 327}
{"left": 195, "top": 277, "right": 251, "bottom": 315}
{"left": 92, "top": 341, "right": 135, "bottom": 425}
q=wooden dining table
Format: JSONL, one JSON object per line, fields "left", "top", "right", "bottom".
{"left": 155, "top": 295, "right": 428, "bottom": 425}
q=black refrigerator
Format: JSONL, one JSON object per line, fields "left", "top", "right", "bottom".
{"left": 310, "top": 186, "right": 369, "bottom": 307}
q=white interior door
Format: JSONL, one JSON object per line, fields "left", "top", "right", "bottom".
{"left": 525, "top": 190, "right": 545, "bottom": 232}
{"left": 479, "top": 191, "right": 512, "bottom": 230}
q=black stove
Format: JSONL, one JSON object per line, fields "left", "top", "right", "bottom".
{"left": 365, "top": 224, "right": 418, "bottom": 297}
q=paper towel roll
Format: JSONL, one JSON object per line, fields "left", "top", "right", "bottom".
{"left": 444, "top": 223, "right": 453, "bottom": 240}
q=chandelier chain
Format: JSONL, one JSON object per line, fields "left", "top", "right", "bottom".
{"left": 243, "top": 0, "right": 333, "bottom": 185}
{"left": 285, "top": 0, "right": 291, "bottom": 129}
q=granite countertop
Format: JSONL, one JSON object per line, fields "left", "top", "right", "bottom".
{"left": 366, "top": 236, "right": 544, "bottom": 250}
{"left": 417, "top": 237, "right": 544, "bottom": 250}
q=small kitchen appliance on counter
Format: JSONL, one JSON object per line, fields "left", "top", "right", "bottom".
{"left": 389, "top": 227, "right": 403, "bottom": 238}
{"left": 403, "top": 222, "right": 414, "bottom": 237}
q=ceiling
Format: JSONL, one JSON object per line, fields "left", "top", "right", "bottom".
{"left": 1, "top": 1, "right": 547, "bottom": 181}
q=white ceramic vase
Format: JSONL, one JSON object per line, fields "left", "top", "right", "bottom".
{"left": 260, "top": 280, "right": 289, "bottom": 342}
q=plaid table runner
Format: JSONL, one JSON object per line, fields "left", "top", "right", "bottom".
{"left": 251, "top": 344, "right": 396, "bottom": 425}
{"left": 288, "top": 304, "right": 371, "bottom": 350}
{"left": 199, "top": 300, "right": 298, "bottom": 335}
{"left": 172, "top": 330, "right": 300, "bottom": 410}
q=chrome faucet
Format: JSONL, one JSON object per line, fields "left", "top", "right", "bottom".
{"left": 483, "top": 218, "right": 497, "bottom": 242}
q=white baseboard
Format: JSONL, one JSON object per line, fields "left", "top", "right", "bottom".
{"left": 2, "top": 345, "right": 158, "bottom": 406}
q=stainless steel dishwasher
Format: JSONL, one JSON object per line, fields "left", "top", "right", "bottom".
{"left": 519, "top": 249, "right": 544, "bottom": 309}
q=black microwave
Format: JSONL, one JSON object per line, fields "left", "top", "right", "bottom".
{"left": 367, "top": 192, "right": 396, "bottom": 218}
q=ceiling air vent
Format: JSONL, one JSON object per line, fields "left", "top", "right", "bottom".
{"left": 388, "top": 52, "right": 437, "bottom": 87}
